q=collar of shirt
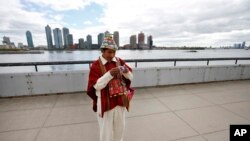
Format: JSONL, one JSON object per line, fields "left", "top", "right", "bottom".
{"left": 99, "top": 55, "right": 117, "bottom": 65}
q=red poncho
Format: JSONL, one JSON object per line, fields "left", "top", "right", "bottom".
{"left": 87, "top": 57, "right": 134, "bottom": 117}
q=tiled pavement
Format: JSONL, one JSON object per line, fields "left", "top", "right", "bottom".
{"left": 0, "top": 80, "right": 250, "bottom": 141}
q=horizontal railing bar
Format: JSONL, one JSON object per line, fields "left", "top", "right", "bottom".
{"left": 125, "top": 57, "right": 250, "bottom": 62}
{"left": 0, "top": 57, "right": 250, "bottom": 67}
{"left": 0, "top": 61, "right": 93, "bottom": 66}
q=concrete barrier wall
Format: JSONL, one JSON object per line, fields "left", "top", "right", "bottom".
{"left": 1, "top": 65, "right": 250, "bottom": 97}
{"left": 131, "top": 65, "right": 250, "bottom": 87}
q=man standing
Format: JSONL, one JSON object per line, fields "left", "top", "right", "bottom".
{"left": 87, "top": 33, "right": 134, "bottom": 141}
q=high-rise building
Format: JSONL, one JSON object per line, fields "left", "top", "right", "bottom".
{"left": 2, "top": 36, "right": 11, "bottom": 45}
{"left": 147, "top": 35, "right": 153, "bottom": 49}
{"left": 233, "top": 43, "right": 241, "bottom": 49}
{"left": 10, "top": 42, "right": 16, "bottom": 48}
{"left": 98, "top": 33, "right": 104, "bottom": 47}
{"left": 242, "top": 41, "right": 246, "bottom": 49}
{"left": 78, "top": 38, "right": 84, "bottom": 49}
{"left": 45, "top": 25, "right": 53, "bottom": 49}
{"left": 53, "top": 28, "right": 63, "bottom": 49}
{"left": 84, "top": 41, "right": 88, "bottom": 49}
{"left": 86, "top": 35, "right": 92, "bottom": 49}
{"left": 130, "top": 35, "right": 137, "bottom": 49}
{"left": 63, "top": 27, "right": 69, "bottom": 48}
{"left": 67, "top": 34, "right": 73, "bottom": 46}
{"left": 138, "top": 31, "right": 145, "bottom": 46}
{"left": 113, "top": 31, "right": 119, "bottom": 47}
{"left": 17, "top": 42, "right": 24, "bottom": 48}
{"left": 26, "top": 31, "right": 34, "bottom": 48}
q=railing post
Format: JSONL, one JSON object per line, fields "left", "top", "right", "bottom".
{"left": 35, "top": 65, "right": 38, "bottom": 72}
{"left": 207, "top": 60, "right": 209, "bottom": 66}
{"left": 235, "top": 59, "right": 238, "bottom": 64}
{"left": 174, "top": 60, "right": 176, "bottom": 66}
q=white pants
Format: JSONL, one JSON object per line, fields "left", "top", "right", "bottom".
{"left": 97, "top": 100, "right": 126, "bottom": 141}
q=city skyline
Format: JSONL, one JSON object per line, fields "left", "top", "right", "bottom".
{"left": 0, "top": 24, "right": 248, "bottom": 49}
{"left": 0, "top": 0, "right": 250, "bottom": 47}
{"left": 3, "top": 24, "right": 154, "bottom": 49}
{"left": 42, "top": 25, "right": 153, "bottom": 49}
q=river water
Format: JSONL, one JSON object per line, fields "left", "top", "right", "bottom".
{"left": 0, "top": 49, "right": 249, "bottom": 73}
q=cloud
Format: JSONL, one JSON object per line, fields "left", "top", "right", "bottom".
{"left": 0, "top": 0, "right": 48, "bottom": 45}
{"left": 1, "top": 0, "right": 250, "bottom": 47}
{"left": 83, "top": 20, "right": 93, "bottom": 25}
{"left": 0, "top": 0, "right": 66, "bottom": 46}
{"left": 94, "top": 0, "right": 250, "bottom": 46}
{"left": 25, "top": 0, "right": 92, "bottom": 11}
{"left": 107, "top": 0, "right": 247, "bottom": 46}
{"left": 53, "top": 15, "right": 64, "bottom": 22}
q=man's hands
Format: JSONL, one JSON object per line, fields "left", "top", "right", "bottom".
{"left": 110, "top": 66, "right": 129, "bottom": 76}
{"left": 110, "top": 67, "right": 120, "bottom": 76}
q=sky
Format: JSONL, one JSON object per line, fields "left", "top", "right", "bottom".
{"left": 0, "top": 0, "right": 250, "bottom": 47}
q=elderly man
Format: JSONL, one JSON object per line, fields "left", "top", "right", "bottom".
{"left": 87, "top": 33, "right": 134, "bottom": 141}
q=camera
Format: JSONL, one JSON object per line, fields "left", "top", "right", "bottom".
{"left": 119, "top": 66, "right": 126, "bottom": 73}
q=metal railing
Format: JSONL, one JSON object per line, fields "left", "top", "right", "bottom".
{"left": 0, "top": 57, "right": 250, "bottom": 72}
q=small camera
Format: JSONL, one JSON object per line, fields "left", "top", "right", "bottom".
{"left": 119, "top": 66, "right": 126, "bottom": 73}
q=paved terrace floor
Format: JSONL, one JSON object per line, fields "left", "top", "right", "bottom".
{"left": 0, "top": 80, "right": 250, "bottom": 141}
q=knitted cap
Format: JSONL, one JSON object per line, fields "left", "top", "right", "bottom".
{"left": 100, "top": 33, "right": 118, "bottom": 50}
